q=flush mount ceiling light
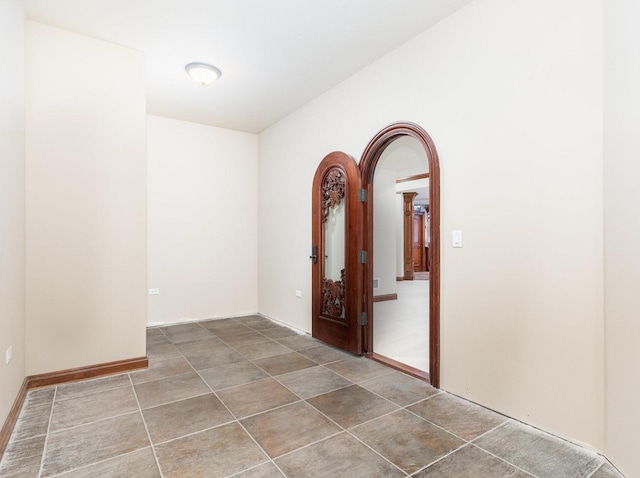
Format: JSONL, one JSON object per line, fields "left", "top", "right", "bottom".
{"left": 185, "top": 62, "right": 221, "bottom": 87}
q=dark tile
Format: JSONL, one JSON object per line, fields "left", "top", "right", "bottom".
{"left": 50, "top": 385, "right": 138, "bottom": 431}
{"left": 275, "top": 432, "right": 405, "bottom": 478}
{"left": 407, "top": 393, "right": 506, "bottom": 440}
{"left": 275, "top": 334, "right": 319, "bottom": 351}
{"left": 0, "top": 452, "right": 42, "bottom": 477}
{"left": 234, "top": 340, "right": 292, "bottom": 360}
{"left": 0, "top": 436, "right": 45, "bottom": 477}
{"left": 160, "top": 323, "right": 216, "bottom": 344}
{"left": 219, "top": 331, "right": 271, "bottom": 347}
{"left": 130, "top": 356, "right": 193, "bottom": 384}
{"left": 155, "top": 423, "right": 267, "bottom": 478}
{"left": 276, "top": 365, "right": 352, "bottom": 399}
{"left": 12, "top": 402, "right": 51, "bottom": 441}
{"left": 143, "top": 393, "right": 234, "bottom": 444}
{"left": 55, "top": 374, "right": 131, "bottom": 401}
{"left": 235, "top": 315, "right": 277, "bottom": 330}
{"left": 241, "top": 401, "right": 341, "bottom": 458}
{"left": 175, "top": 338, "right": 243, "bottom": 370}
{"left": 23, "top": 388, "right": 55, "bottom": 409}
{"left": 41, "top": 412, "right": 149, "bottom": 477}
{"left": 146, "top": 328, "right": 169, "bottom": 347}
{"left": 297, "top": 344, "right": 352, "bottom": 364}
{"left": 324, "top": 356, "right": 394, "bottom": 382}
{"left": 253, "top": 352, "right": 317, "bottom": 376}
{"left": 199, "top": 360, "right": 268, "bottom": 391}
{"left": 233, "top": 462, "right": 285, "bottom": 478}
{"left": 351, "top": 409, "right": 464, "bottom": 474}
{"left": 216, "top": 378, "right": 298, "bottom": 418}
{"left": 360, "top": 370, "right": 439, "bottom": 407}
{"left": 174, "top": 337, "right": 226, "bottom": 355}
{"left": 258, "top": 326, "right": 299, "bottom": 339}
{"left": 201, "top": 321, "right": 253, "bottom": 337}
{"left": 307, "top": 385, "right": 398, "bottom": 429}
{"left": 134, "top": 372, "right": 210, "bottom": 409}
{"left": 145, "top": 342, "right": 180, "bottom": 361}
{"left": 58, "top": 447, "right": 161, "bottom": 478}
{"left": 590, "top": 462, "right": 625, "bottom": 478}
{"left": 413, "top": 444, "right": 532, "bottom": 477}
{"left": 199, "top": 318, "right": 236, "bottom": 329}
{"left": 474, "top": 421, "right": 602, "bottom": 478}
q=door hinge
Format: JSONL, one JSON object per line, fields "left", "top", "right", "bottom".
{"left": 358, "top": 250, "right": 368, "bottom": 264}
{"left": 358, "top": 312, "right": 368, "bottom": 326}
{"left": 358, "top": 189, "right": 368, "bottom": 202}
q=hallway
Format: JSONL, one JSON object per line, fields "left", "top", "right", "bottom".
{"left": 1, "top": 316, "right": 621, "bottom": 477}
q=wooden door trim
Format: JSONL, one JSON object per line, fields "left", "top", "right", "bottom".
{"left": 359, "top": 121, "right": 441, "bottom": 388}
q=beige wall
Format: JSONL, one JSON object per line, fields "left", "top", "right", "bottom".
{"left": 147, "top": 115, "right": 259, "bottom": 325}
{"left": 25, "top": 22, "right": 147, "bottom": 374}
{"left": 259, "top": 0, "right": 604, "bottom": 451}
{"left": 0, "top": 0, "right": 26, "bottom": 425}
{"left": 603, "top": 0, "right": 640, "bottom": 476}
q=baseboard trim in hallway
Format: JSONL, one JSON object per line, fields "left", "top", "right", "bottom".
{"left": 0, "top": 380, "right": 28, "bottom": 459}
{"left": 0, "top": 356, "right": 148, "bottom": 458}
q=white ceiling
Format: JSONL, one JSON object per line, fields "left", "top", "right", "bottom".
{"left": 25, "top": 0, "right": 473, "bottom": 133}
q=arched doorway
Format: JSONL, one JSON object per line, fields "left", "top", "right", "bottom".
{"left": 359, "top": 122, "right": 441, "bottom": 387}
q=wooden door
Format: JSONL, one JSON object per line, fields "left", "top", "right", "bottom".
{"left": 311, "top": 152, "right": 363, "bottom": 355}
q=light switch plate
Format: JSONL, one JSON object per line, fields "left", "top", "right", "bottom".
{"left": 452, "top": 230, "right": 463, "bottom": 248}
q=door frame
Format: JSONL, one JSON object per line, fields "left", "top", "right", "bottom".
{"left": 359, "top": 122, "right": 441, "bottom": 387}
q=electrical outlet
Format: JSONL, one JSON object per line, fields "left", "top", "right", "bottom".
{"left": 149, "top": 288, "right": 160, "bottom": 295}
{"left": 5, "top": 346, "right": 12, "bottom": 365}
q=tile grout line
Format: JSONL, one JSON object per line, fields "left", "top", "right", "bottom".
{"left": 46, "top": 448, "right": 156, "bottom": 478}
{"left": 189, "top": 358, "right": 286, "bottom": 477}
{"left": 586, "top": 461, "right": 606, "bottom": 478}
{"left": 190, "top": 319, "right": 378, "bottom": 476}
{"left": 343, "top": 428, "right": 410, "bottom": 476}
{"left": 467, "top": 442, "right": 541, "bottom": 478}
{"left": 128, "top": 373, "right": 165, "bottom": 478}
{"left": 408, "top": 442, "right": 473, "bottom": 477}
{"left": 291, "top": 392, "right": 410, "bottom": 476}
{"left": 36, "top": 387, "right": 57, "bottom": 478}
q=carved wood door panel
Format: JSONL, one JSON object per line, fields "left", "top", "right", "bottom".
{"left": 311, "top": 151, "right": 363, "bottom": 355}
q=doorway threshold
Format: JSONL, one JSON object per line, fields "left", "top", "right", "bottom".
{"left": 367, "top": 352, "right": 430, "bottom": 382}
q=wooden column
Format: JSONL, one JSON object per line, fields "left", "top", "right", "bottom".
{"left": 403, "top": 192, "right": 418, "bottom": 280}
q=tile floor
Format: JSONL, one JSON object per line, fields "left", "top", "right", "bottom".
{"left": 0, "top": 315, "right": 624, "bottom": 478}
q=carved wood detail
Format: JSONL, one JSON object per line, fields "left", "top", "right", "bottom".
{"left": 322, "top": 268, "right": 345, "bottom": 317}
{"left": 321, "top": 168, "right": 346, "bottom": 223}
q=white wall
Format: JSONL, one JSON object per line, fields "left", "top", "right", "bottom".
{"left": 603, "top": 0, "right": 640, "bottom": 476}
{"left": 373, "top": 167, "right": 397, "bottom": 295}
{"left": 0, "top": 0, "right": 25, "bottom": 426}
{"left": 259, "top": 0, "right": 604, "bottom": 450}
{"left": 147, "top": 115, "right": 259, "bottom": 324}
{"left": 25, "top": 22, "right": 147, "bottom": 374}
